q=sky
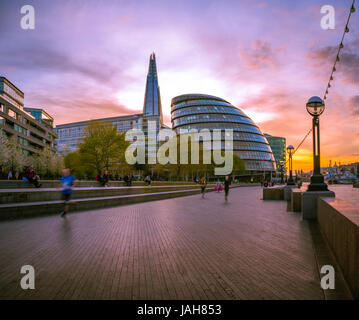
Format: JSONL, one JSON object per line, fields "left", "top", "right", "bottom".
{"left": 0, "top": 0, "right": 358, "bottom": 170}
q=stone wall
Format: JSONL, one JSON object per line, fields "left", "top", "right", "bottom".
{"left": 317, "top": 197, "right": 359, "bottom": 298}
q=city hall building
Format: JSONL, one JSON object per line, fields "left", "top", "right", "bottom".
{"left": 171, "top": 94, "right": 276, "bottom": 173}
{"left": 0, "top": 77, "right": 57, "bottom": 155}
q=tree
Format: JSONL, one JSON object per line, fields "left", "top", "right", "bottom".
{"left": 0, "top": 132, "right": 28, "bottom": 174}
{"left": 232, "top": 154, "right": 246, "bottom": 176}
{"left": 78, "top": 121, "right": 129, "bottom": 174}
{"left": 37, "top": 146, "right": 64, "bottom": 179}
{"left": 0, "top": 129, "right": 9, "bottom": 168}
{"left": 64, "top": 150, "right": 92, "bottom": 178}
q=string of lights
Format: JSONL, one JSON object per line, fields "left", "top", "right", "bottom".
{"left": 281, "top": 128, "right": 312, "bottom": 166}
{"left": 282, "top": 0, "right": 356, "bottom": 166}
{"left": 323, "top": 0, "right": 356, "bottom": 101}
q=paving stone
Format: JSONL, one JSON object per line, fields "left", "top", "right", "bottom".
{"left": 0, "top": 187, "right": 352, "bottom": 299}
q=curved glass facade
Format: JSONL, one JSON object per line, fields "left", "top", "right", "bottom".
{"left": 171, "top": 94, "right": 276, "bottom": 172}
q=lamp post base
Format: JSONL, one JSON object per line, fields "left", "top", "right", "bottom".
{"left": 307, "top": 174, "right": 328, "bottom": 191}
{"left": 287, "top": 178, "right": 295, "bottom": 186}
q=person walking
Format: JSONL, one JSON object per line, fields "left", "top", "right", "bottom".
{"left": 101, "top": 170, "right": 110, "bottom": 187}
{"left": 215, "top": 179, "right": 221, "bottom": 192}
{"left": 7, "top": 171, "right": 12, "bottom": 180}
{"left": 200, "top": 176, "right": 207, "bottom": 199}
{"left": 59, "top": 168, "right": 76, "bottom": 217}
{"left": 145, "top": 175, "right": 151, "bottom": 186}
{"left": 224, "top": 175, "right": 231, "bottom": 201}
{"left": 24, "top": 165, "right": 41, "bottom": 188}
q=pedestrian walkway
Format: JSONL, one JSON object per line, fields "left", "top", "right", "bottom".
{"left": 0, "top": 187, "right": 352, "bottom": 299}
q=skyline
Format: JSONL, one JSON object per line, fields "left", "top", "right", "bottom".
{"left": 0, "top": 0, "right": 358, "bottom": 170}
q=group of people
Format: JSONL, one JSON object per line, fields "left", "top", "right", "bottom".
{"left": 22, "top": 165, "right": 42, "bottom": 188}
{"left": 5, "top": 165, "right": 42, "bottom": 188}
{"left": 96, "top": 170, "right": 110, "bottom": 187}
{"left": 198, "top": 176, "right": 231, "bottom": 201}
{"left": 261, "top": 179, "right": 274, "bottom": 188}
{"left": 123, "top": 175, "right": 134, "bottom": 186}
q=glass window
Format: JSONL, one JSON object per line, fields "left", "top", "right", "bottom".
{"left": 8, "top": 109, "right": 17, "bottom": 118}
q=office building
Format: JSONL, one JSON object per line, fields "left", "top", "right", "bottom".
{"left": 264, "top": 134, "right": 286, "bottom": 169}
{"left": 171, "top": 94, "right": 276, "bottom": 173}
{"left": 0, "top": 77, "right": 57, "bottom": 155}
{"left": 56, "top": 114, "right": 143, "bottom": 154}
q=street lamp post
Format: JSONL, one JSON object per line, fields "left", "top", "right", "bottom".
{"left": 306, "top": 96, "right": 328, "bottom": 191}
{"left": 279, "top": 160, "right": 284, "bottom": 184}
{"left": 286, "top": 145, "right": 295, "bottom": 185}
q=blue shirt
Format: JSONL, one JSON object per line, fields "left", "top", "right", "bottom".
{"left": 60, "top": 175, "right": 75, "bottom": 195}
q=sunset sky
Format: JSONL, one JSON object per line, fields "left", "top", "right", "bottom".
{"left": 0, "top": 0, "right": 358, "bottom": 170}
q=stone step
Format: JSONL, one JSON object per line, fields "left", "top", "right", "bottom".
{"left": 0, "top": 184, "right": 214, "bottom": 204}
{"left": 0, "top": 186, "right": 238, "bottom": 221}
{"left": 0, "top": 180, "right": 200, "bottom": 189}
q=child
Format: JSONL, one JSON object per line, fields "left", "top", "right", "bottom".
{"left": 200, "top": 177, "right": 207, "bottom": 199}
{"left": 215, "top": 179, "right": 221, "bottom": 192}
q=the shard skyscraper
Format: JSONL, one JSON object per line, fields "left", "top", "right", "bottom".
{"left": 142, "top": 53, "right": 166, "bottom": 165}
{"left": 143, "top": 53, "right": 163, "bottom": 123}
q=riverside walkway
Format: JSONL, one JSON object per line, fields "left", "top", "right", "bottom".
{"left": 0, "top": 186, "right": 353, "bottom": 299}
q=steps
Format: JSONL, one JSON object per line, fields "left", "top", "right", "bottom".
{"left": 0, "top": 189, "right": 205, "bottom": 220}
{"left": 0, "top": 184, "right": 247, "bottom": 220}
{"left": 0, "top": 185, "right": 203, "bottom": 204}
{"left": 0, "top": 180, "right": 199, "bottom": 189}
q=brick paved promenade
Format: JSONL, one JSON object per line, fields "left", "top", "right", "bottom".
{"left": 0, "top": 186, "right": 351, "bottom": 299}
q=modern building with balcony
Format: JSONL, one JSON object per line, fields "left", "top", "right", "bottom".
{"left": 171, "top": 94, "right": 276, "bottom": 173}
{"left": 0, "top": 77, "right": 57, "bottom": 155}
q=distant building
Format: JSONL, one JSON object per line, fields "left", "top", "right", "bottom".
{"left": 0, "top": 77, "right": 57, "bottom": 155}
{"left": 325, "top": 162, "right": 359, "bottom": 177}
{"left": 56, "top": 114, "right": 143, "bottom": 155}
{"left": 171, "top": 94, "right": 276, "bottom": 173}
{"left": 56, "top": 53, "right": 165, "bottom": 156}
{"left": 264, "top": 134, "right": 286, "bottom": 169}
{"left": 24, "top": 107, "right": 54, "bottom": 129}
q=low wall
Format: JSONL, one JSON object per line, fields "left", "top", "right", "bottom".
{"left": 290, "top": 190, "right": 302, "bottom": 212}
{"left": 262, "top": 186, "right": 284, "bottom": 200}
{"left": 0, "top": 185, "right": 213, "bottom": 204}
{"left": 0, "top": 180, "right": 201, "bottom": 189}
{"left": 318, "top": 197, "right": 359, "bottom": 298}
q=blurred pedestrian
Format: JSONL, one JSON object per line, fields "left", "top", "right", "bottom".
{"left": 224, "top": 175, "right": 231, "bottom": 201}
{"left": 59, "top": 168, "right": 76, "bottom": 217}
{"left": 145, "top": 175, "right": 151, "bottom": 186}
{"left": 200, "top": 176, "right": 207, "bottom": 198}
{"left": 215, "top": 179, "right": 221, "bottom": 192}
{"left": 101, "top": 170, "right": 110, "bottom": 187}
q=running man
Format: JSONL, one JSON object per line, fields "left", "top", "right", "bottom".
{"left": 200, "top": 176, "right": 207, "bottom": 199}
{"left": 224, "top": 175, "right": 231, "bottom": 201}
{"left": 59, "top": 168, "right": 75, "bottom": 217}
